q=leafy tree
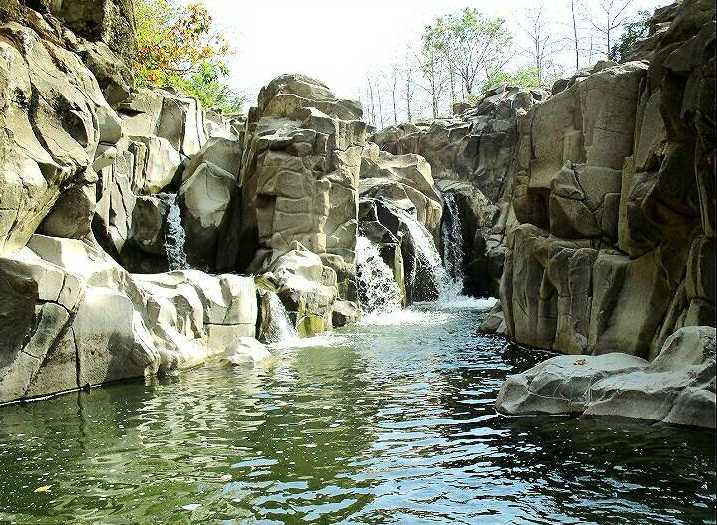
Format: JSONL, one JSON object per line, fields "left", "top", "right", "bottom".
{"left": 609, "top": 9, "right": 650, "bottom": 62}
{"left": 134, "top": 0, "right": 241, "bottom": 113}
{"left": 431, "top": 8, "right": 512, "bottom": 97}
{"left": 478, "top": 68, "right": 541, "bottom": 97}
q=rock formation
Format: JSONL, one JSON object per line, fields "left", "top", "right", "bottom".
{"left": 498, "top": 0, "right": 715, "bottom": 359}
{"left": 371, "top": 86, "right": 546, "bottom": 296}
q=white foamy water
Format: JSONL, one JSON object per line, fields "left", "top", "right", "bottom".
{"left": 158, "top": 193, "right": 188, "bottom": 271}
{"left": 358, "top": 308, "right": 451, "bottom": 327}
{"left": 263, "top": 291, "right": 299, "bottom": 344}
{"left": 441, "top": 192, "right": 466, "bottom": 284}
{"left": 355, "top": 236, "right": 402, "bottom": 315}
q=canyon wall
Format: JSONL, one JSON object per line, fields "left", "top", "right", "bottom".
{"left": 499, "top": 0, "right": 715, "bottom": 358}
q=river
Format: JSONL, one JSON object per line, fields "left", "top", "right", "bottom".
{"left": 0, "top": 301, "right": 714, "bottom": 524}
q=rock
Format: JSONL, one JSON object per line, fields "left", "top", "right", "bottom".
{"left": 130, "top": 135, "right": 182, "bottom": 194}
{"left": 52, "top": 0, "right": 137, "bottom": 63}
{"left": 76, "top": 40, "right": 132, "bottom": 106}
{"left": 223, "top": 337, "right": 272, "bottom": 367}
{"left": 0, "top": 234, "right": 260, "bottom": 404}
{"left": 183, "top": 137, "right": 243, "bottom": 181}
{"left": 0, "top": 21, "right": 119, "bottom": 256}
{"left": 265, "top": 243, "right": 339, "bottom": 336}
{"left": 359, "top": 147, "right": 442, "bottom": 234}
{"left": 39, "top": 169, "right": 98, "bottom": 239}
{"left": 478, "top": 302, "right": 507, "bottom": 335}
{"left": 127, "top": 196, "right": 167, "bottom": 257}
{"left": 499, "top": 1, "right": 716, "bottom": 360}
{"left": 178, "top": 161, "right": 237, "bottom": 269}
{"left": 118, "top": 89, "right": 209, "bottom": 158}
{"left": 234, "top": 74, "right": 367, "bottom": 297}
{"left": 332, "top": 300, "right": 359, "bottom": 327}
{"left": 585, "top": 327, "right": 716, "bottom": 428}
{"left": 497, "top": 326, "right": 717, "bottom": 429}
{"left": 496, "top": 353, "right": 649, "bottom": 416}
{"left": 370, "top": 86, "right": 546, "bottom": 202}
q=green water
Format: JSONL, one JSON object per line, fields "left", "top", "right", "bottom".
{"left": 0, "top": 303, "right": 714, "bottom": 524}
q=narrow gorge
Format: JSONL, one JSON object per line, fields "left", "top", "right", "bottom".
{"left": 0, "top": 0, "right": 714, "bottom": 523}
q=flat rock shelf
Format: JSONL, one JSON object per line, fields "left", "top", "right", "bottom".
{"left": 0, "top": 302, "right": 714, "bottom": 525}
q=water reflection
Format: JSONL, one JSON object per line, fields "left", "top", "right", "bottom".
{"left": 0, "top": 305, "right": 714, "bottom": 524}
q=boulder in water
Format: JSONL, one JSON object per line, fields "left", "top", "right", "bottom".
{"left": 496, "top": 326, "right": 716, "bottom": 428}
{"left": 223, "top": 337, "right": 272, "bottom": 367}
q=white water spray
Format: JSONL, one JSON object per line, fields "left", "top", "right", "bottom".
{"left": 441, "top": 192, "right": 465, "bottom": 284}
{"left": 264, "top": 291, "right": 299, "bottom": 344}
{"left": 158, "top": 193, "right": 188, "bottom": 271}
{"left": 355, "top": 236, "right": 402, "bottom": 314}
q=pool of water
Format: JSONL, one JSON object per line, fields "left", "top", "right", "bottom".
{"left": 0, "top": 302, "right": 714, "bottom": 524}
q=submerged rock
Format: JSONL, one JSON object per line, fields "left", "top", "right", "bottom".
{"left": 223, "top": 337, "right": 272, "bottom": 367}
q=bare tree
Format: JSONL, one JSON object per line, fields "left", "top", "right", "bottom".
{"left": 414, "top": 40, "right": 446, "bottom": 119}
{"left": 570, "top": 0, "right": 580, "bottom": 71}
{"left": 585, "top": 0, "right": 635, "bottom": 58}
{"left": 389, "top": 62, "right": 400, "bottom": 125}
{"left": 400, "top": 48, "right": 417, "bottom": 122}
{"left": 518, "top": 5, "right": 563, "bottom": 86}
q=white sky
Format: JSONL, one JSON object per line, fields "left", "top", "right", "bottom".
{"left": 199, "top": 0, "right": 669, "bottom": 114}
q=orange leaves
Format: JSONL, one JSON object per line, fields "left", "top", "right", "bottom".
{"left": 134, "top": 0, "right": 232, "bottom": 88}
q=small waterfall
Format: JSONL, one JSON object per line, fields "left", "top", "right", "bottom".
{"left": 158, "top": 193, "right": 188, "bottom": 271}
{"left": 441, "top": 192, "right": 465, "bottom": 284}
{"left": 393, "top": 208, "right": 451, "bottom": 298}
{"left": 264, "top": 291, "right": 298, "bottom": 344}
{"left": 355, "top": 236, "right": 402, "bottom": 314}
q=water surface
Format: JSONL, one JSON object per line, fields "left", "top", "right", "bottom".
{"left": 0, "top": 303, "right": 714, "bottom": 524}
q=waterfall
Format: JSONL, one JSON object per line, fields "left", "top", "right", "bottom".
{"left": 355, "top": 236, "right": 402, "bottom": 314}
{"left": 264, "top": 291, "right": 298, "bottom": 344}
{"left": 392, "top": 208, "right": 451, "bottom": 298}
{"left": 441, "top": 192, "right": 465, "bottom": 285}
{"left": 158, "top": 193, "right": 188, "bottom": 271}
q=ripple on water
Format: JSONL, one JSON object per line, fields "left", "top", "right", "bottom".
{"left": 0, "top": 304, "right": 713, "bottom": 525}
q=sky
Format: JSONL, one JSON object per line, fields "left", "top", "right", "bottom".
{"left": 198, "top": 0, "right": 669, "bottom": 115}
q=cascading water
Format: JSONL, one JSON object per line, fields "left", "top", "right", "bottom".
{"left": 158, "top": 193, "right": 188, "bottom": 271}
{"left": 355, "top": 236, "right": 402, "bottom": 314}
{"left": 264, "top": 291, "right": 299, "bottom": 344}
{"left": 392, "top": 208, "right": 452, "bottom": 299}
{"left": 441, "top": 192, "right": 465, "bottom": 285}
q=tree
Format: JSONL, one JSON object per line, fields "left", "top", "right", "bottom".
{"left": 400, "top": 49, "right": 417, "bottom": 122}
{"left": 479, "top": 67, "right": 541, "bottom": 96}
{"left": 134, "top": 0, "right": 241, "bottom": 112}
{"left": 569, "top": 0, "right": 580, "bottom": 71}
{"left": 432, "top": 8, "right": 512, "bottom": 97}
{"left": 416, "top": 26, "right": 447, "bottom": 118}
{"left": 609, "top": 9, "right": 650, "bottom": 61}
{"left": 585, "top": 0, "right": 636, "bottom": 59}
{"left": 518, "top": 5, "right": 563, "bottom": 86}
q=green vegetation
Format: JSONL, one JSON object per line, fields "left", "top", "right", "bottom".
{"left": 133, "top": 0, "right": 243, "bottom": 113}
{"left": 609, "top": 10, "right": 651, "bottom": 62}
{"left": 479, "top": 68, "right": 540, "bottom": 96}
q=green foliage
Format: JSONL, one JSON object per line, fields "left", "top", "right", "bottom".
{"left": 479, "top": 68, "right": 540, "bottom": 96}
{"left": 423, "top": 7, "right": 512, "bottom": 96}
{"left": 172, "top": 63, "right": 244, "bottom": 114}
{"left": 133, "top": 0, "right": 242, "bottom": 113}
{"left": 609, "top": 10, "right": 651, "bottom": 62}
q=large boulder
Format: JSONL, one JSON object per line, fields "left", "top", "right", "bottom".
{"left": 178, "top": 161, "right": 238, "bottom": 269}
{"left": 0, "top": 234, "right": 261, "bottom": 404}
{"left": 262, "top": 242, "right": 339, "bottom": 336}
{"left": 359, "top": 144, "right": 442, "bottom": 234}
{"left": 497, "top": 326, "right": 716, "bottom": 429}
